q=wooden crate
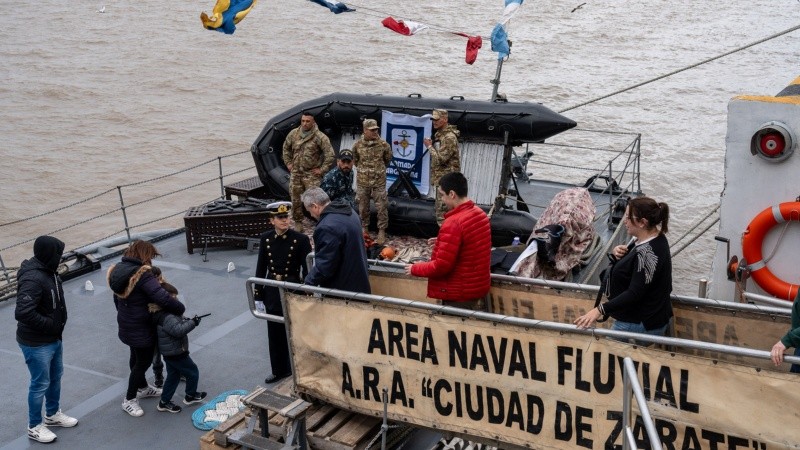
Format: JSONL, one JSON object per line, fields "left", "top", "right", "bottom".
{"left": 224, "top": 176, "right": 271, "bottom": 201}
{"left": 183, "top": 203, "right": 271, "bottom": 254}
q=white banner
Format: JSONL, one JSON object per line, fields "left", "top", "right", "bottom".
{"left": 286, "top": 293, "right": 800, "bottom": 450}
{"left": 381, "top": 110, "right": 432, "bottom": 196}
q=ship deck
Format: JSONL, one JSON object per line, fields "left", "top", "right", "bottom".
{"left": 0, "top": 233, "right": 270, "bottom": 449}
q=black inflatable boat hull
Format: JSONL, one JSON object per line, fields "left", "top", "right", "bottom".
{"left": 381, "top": 196, "right": 535, "bottom": 246}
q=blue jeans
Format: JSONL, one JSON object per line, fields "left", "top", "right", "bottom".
{"left": 791, "top": 347, "right": 800, "bottom": 374}
{"left": 611, "top": 320, "right": 669, "bottom": 346}
{"left": 19, "top": 340, "right": 63, "bottom": 428}
{"left": 161, "top": 353, "right": 200, "bottom": 403}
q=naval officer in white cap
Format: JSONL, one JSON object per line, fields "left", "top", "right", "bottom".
{"left": 254, "top": 201, "right": 312, "bottom": 383}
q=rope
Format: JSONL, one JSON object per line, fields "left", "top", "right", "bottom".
{"left": 671, "top": 217, "right": 719, "bottom": 258}
{"left": 120, "top": 157, "right": 220, "bottom": 188}
{"left": 558, "top": 23, "right": 800, "bottom": 113}
{"left": 670, "top": 205, "right": 720, "bottom": 248}
{"left": 0, "top": 187, "right": 117, "bottom": 228}
{"left": 346, "top": 2, "right": 489, "bottom": 40}
{"left": 762, "top": 220, "right": 794, "bottom": 265}
{"left": 124, "top": 177, "right": 219, "bottom": 209}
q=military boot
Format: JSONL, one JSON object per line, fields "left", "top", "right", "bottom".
{"left": 376, "top": 229, "right": 386, "bottom": 245}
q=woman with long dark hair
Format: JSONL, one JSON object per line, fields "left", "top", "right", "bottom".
{"left": 107, "top": 240, "right": 185, "bottom": 417}
{"left": 574, "top": 197, "right": 673, "bottom": 337}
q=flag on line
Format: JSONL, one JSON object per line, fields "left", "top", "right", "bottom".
{"left": 454, "top": 32, "right": 483, "bottom": 65}
{"left": 309, "top": 0, "right": 354, "bottom": 14}
{"left": 382, "top": 17, "right": 428, "bottom": 36}
{"left": 200, "top": 0, "right": 258, "bottom": 35}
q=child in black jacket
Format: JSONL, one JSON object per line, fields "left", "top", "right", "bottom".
{"left": 148, "top": 267, "right": 207, "bottom": 413}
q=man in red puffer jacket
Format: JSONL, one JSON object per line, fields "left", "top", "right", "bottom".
{"left": 405, "top": 172, "right": 491, "bottom": 310}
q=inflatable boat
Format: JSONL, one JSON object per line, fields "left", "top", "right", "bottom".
{"left": 249, "top": 93, "right": 577, "bottom": 245}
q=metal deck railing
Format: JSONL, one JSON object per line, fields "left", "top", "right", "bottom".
{"left": 519, "top": 128, "right": 642, "bottom": 225}
{"left": 0, "top": 150, "right": 256, "bottom": 301}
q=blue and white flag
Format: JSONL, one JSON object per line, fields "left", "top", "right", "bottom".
{"left": 491, "top": 24, "right": 510, "bottom": 60}
{"left": 500, "top": 0, "right": 524, "bottom": 25}
{"left": 493, "top": 0, "right": 522, "bottom": 59}
{"left": 308, "top": 0, "right": 354, "bottom": 14}
{"left": 381, "top": 111, "right": 432, "bottom": 196}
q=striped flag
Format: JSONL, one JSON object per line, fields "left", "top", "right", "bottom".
{"left": 381, "top": 17, "right": 428, "bottom": 36}
{"left": 500, "top": 0, "right": 524, "bottom": 25}
{"left": 493, "top": 0, "right": 522, "bottom": 59}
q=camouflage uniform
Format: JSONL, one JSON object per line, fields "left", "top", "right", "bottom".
{"left": 282, "top": 124, "right": 335, "bottom": 223}
{"left": 429, "top": 124, "right": 461, "bottom": 225}
{"left": 320, "top": 166, "right": 356, "bottom": 211}
{"left": 353, "top": 136, "right": 393, "bottom": 230}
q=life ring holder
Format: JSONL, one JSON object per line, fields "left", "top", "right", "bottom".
{"left": 741, "top": 202, "right": 800, "bottom": 300}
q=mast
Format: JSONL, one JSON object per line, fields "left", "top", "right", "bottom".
{"left": 490, "top": 40, "right": 510, "bottom": 102}
{"left": 492, "top": 37, "right": 513, "bottom": 213}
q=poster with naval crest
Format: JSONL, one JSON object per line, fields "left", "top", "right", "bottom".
{"left": 381, "top": 110, "right": 432, "bottom": 196}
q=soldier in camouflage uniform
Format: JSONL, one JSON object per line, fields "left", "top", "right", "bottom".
{"left": 282, "top": 112, "right": 335, "bottom": 232}
{"left": 320, "top": 149, "right": 356, "bottom": 211}
{"left": 423, "top": 109, "right": 461, "bottom": 226}
{"left": 353, "top": 119, "right": 393, "bottom": 245}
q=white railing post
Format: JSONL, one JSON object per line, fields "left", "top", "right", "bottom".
{"left": 622, "top": 357, "right": 662, "bottom": 449}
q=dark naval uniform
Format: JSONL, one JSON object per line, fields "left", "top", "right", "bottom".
{"left": 255, "top": 205, "right": 312, "bottom": 381}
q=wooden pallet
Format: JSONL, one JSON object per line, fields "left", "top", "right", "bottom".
{"left": 199, "top": 410, "right": 248, "bottom": 450}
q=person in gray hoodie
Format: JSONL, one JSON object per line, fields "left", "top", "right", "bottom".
{"left": 16, "top": 235, "right": 78, "bottom": 443}
{"left": 148, "top": 267, "right": 206, "bottom": 413}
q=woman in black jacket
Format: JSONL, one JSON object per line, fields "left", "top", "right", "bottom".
{"left": 574, "top": 197, "right": 673, "bottom": 338}
{"left": 107, "top": 240, "right": 185, "bottom": 417}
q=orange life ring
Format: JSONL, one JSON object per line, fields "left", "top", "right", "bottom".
{"left": 741, "top": 202, "right": 800, "bottom": 301}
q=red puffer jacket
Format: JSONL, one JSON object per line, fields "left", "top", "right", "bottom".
{"left": 411, "top": 200, "right": 491, "bottom": 301}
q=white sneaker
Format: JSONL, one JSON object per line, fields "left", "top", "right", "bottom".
{"left": 28, "top": 423, "right": 57, "bottom": 443}
{"left": 136, "top": 384, "right": 162, "bottom": 398}
{"left": 122, "top": 398, "right": 144, "bottom": 417}
{"left": 44, "top": 410, "right": 78, "bottom": 427}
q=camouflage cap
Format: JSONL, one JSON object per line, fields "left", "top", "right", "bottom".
{"left": 338, "top": 149, "right": 354, "bottom": 161}
{"left": 363, "top": 118, "right": 379, "bottom": 130}
{"left": 431, "top": 109, "right": 448, "bottom": 120}
{"left": 267, "top": 201, "right": 292, "bottom": 217}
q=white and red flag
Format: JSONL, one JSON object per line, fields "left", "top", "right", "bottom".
{"left": 381, "top": 17, "right": 429, "bottom": 36}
